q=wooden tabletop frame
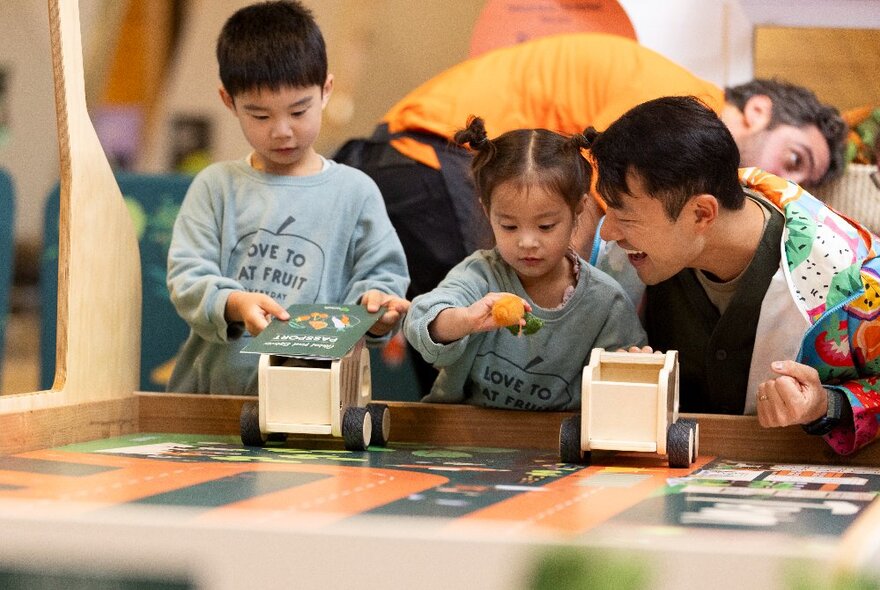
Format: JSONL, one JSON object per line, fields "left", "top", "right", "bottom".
{"left": 137, "top": 393, "right": 880, "bottom": 466}
{"left": 0, "top": 0, "right": 140, "bottom": 453}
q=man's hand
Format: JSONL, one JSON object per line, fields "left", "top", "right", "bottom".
{"left": 225, "top": 291, "right": 289, "bottom": 336}
{"left": 361, "top": 290, "right": 410, "bottom": 337}
{"left": 620, "top": 345, "right": 655, "bottom": 353}
{"left": 757, "top": 360, "right": 827, "bottom": 427}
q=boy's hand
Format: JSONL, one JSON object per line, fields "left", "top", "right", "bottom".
{"left": 429, "top": 293, "right": 531, "bottom": 344}
{"left": 225, "top": 291, "right": 290, "bottom": 336}
{"left": 361, "top": 290, "right": 410, "bottom": 337}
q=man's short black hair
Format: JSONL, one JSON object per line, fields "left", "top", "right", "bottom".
{"left": 217, "top": 0, "right": 327, "bottom": 98}
{"left": 590, "top": 96, "right": 744, "bottom": 220}
{"left": 725, "top": 79, "right": 847, "bottom": 185}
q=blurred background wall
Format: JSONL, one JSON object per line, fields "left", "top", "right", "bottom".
{"left": 3, "top": 0, "right": 879, "bottom": 265}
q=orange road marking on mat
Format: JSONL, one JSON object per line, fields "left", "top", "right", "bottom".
{"left": 447, "top": 455, "right": 713, "bottom": 535}
{"left": 198, "top": 467, "right": 448, "bottom": 525}
{"left": 0, "top": 459, "right": 252, "bottom": 505}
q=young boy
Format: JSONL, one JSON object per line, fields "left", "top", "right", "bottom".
{"left": 166, "top": 0, "right": 410, "bottom": 395}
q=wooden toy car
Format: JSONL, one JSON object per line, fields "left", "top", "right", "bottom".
{"left": 559, "top": 349, "right": 698, "bottom": 468}
{"left": 239, "top": 337, "right": 389, "bottom": 451}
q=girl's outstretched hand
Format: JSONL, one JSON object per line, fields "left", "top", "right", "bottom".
{"left": 429, "top": 292, "right": 531, "bottom": 344}
{"left": 471, "top": 292, "right": 533, "bottom": 333}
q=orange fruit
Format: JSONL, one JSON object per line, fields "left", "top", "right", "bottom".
{"left": 492, "top": 294, "right": 525, "bottom": 327}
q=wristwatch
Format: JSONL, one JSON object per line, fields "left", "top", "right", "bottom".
{"left": 801, "top": 388, "right": 846, "bottom": 436}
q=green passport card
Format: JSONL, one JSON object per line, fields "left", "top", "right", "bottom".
{"left": 241, "top": 303, "right": 382, "bottom": 359}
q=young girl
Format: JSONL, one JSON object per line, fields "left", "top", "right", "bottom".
{"left": 403, "top": 117, "right": 647, "bottom": 411}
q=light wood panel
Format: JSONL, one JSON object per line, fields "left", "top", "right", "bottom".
{"left": 138, "top": 394, "right": 880, "bottom": 466}
{"left": 0, "top": 397, "right": 137, "bottom": 454}
{"left": 0, "top": 0, "right": 141, "bottom": 453}
{"left": 755, "top": 27, "right": 880, "bottom": 111}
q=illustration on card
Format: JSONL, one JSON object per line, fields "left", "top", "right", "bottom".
{"left": 288, "top": 309, "right": 366, "bottom": 332}
{"left": 243, "top": 303, "right": 382, "bottom": 359}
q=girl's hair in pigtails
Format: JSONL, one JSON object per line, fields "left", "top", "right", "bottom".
{"left": 571, "top": 130, "right": 592, "bottom": 151}
{"left": 454, "top": 116, "right": 493, "bottom": 155}
{"left": 581, "top": 126, "right": 600, "bottom": 148}
{"left": 458, "top": 117, "right": 593, "bottom": 213}
{"left": 455, "top": 116, "right": 498, "bottom": 208}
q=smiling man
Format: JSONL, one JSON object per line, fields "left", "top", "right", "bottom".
{"left": 589, "top": 96, "right": 880, "bottom": 456}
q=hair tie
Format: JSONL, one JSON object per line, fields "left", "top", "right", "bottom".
{"left": 582, "top": 126, "right": 601, "bottom": 147}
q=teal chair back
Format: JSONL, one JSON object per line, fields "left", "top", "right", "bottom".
{"left": 40, "top": 173, "right": 192, "bottom": 391}
{"left": 0, "top": 170, "right": 14, "bottom": 387}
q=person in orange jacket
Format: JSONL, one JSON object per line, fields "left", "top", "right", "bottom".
{"left": 335, "top": 32, "right": 847, "bottom": 393}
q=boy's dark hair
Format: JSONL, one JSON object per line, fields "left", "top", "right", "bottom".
{"left": 589, "top": 96, "right": 744, "bottom": 220}
{"left": 725, "top": 78, "right": 847, "bottom": 185}
{"left": 217, "top": 0, "right": 327, "bottom": 98}
{"left": 454, "top": 116, "right": 591, "bottom": 212}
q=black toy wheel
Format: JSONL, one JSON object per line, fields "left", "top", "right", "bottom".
{"left": 240, "top": 401, "right": 267, "bottom": 447}
{"left": 667, "top": 420, "right": 694, "bottom": 468}
{"left": 560, "top": 414, "right": 589, "bottom": 464}
{"left": 678, "top": 418, "right": 699, "bottom": 463}
{"left": 343, "top": 406, "right": 372, "bottom": 451}
{"left": 367, "top": 403, "right": 390, "bottom": 447}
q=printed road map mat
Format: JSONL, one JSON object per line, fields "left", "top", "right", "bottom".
{"left": 0, "top": 434, "right": 878, "bottom": 542}
{"left": 603, "top": 461, "right": 880, "bottom": 536}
